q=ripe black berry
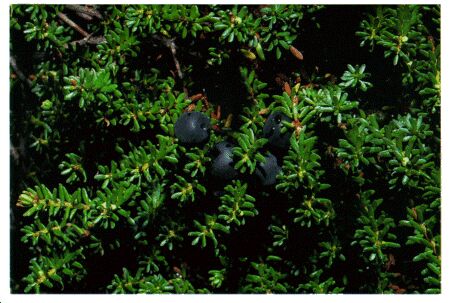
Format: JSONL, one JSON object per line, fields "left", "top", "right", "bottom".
{"left": 211, "top": 141, "right": 237, "bottom": 180}
{"left": 263, "top": 111, "right": 292, "bottom": 150}
{"left": 174, "top": 112, "right": 210, "bottom": 144}
{"left": 255, "top": 152, "right": 281, "bottom": 186}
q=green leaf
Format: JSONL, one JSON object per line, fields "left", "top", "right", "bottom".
{"left": 255, "top": 42, "right": 265, "bottom": 61}
{"left": 266, "top": 255, "right": 282, "bottom": 262}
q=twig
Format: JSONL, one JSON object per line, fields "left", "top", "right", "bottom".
{"left": 170, "top": 44, "right": 183, "bottom": 80}
{"left": 10, "top": 138, "right": 26, "bottom": 163}
{"left": 74, "top": 12, "right": 94, "bottom": 22}
{"left": 65, "top": 5, "right": 103, "bottom": 20}
{"left": 69, "top": 34, "right": 106, "bottom": 47}
{"left": 10, "top": 56, "right": 32, "bottom": 87}
{"left": 152, "top": 34, "right": 183, "bottom": 79}
{"left": 57, "top": 12, "right": 106, "bottom": 47}
{"left": 57, "top": 12, "right": 89, "bottom": 37}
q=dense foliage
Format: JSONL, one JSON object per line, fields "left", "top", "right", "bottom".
{"left": 10, "top": 4, "right": 440, "bottom": 294}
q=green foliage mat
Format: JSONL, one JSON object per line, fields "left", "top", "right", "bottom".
{"left": 10, "top": 4, "right": 440, "bottom": 294}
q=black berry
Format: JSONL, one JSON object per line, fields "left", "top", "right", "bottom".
{"left": 211, "top": 141, "right": 237, "bottom": 180}
{"left": 255, "top": 152, "right": 281, "bottom": 186}
{"left": 174, "top": 112, "right": 210, "bottom": 144}
{"left": 263, "top": 111, "right": 292, "bottom": 150}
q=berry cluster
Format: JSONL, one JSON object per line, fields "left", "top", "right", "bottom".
{"left": 174, "top": 110, "right": 292, "bottom": 186}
